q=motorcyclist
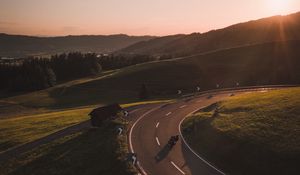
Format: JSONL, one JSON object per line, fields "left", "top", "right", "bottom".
{"left": 168, "top": 135, "right": 179, "bottom": 147}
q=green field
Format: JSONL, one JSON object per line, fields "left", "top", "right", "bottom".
{"left": 182, "top": 87, "right": 300, "bottom": 175}
{"left": 0, "top": 100, "right": 170, "bottom": 153}
{"left": 0, "top": 120, "right": 135, "bottom": 175}
{"left": 0, "top": 99, "right": 172, "bottom": 174}
{"left": 2, "top": 40, "right": 300, "bottom": 112}
{"left": 1, "top": 9, "right": 300, "bottom": 175}
{"left": 0, "top": 107, "right": 92, "bottom": 153}
{"left": 1, "top": 40, "right": 299, "bottom": 175}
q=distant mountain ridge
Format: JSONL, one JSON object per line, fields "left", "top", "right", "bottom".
{"left": 0, "top": 34, "right": 155, "bottom": 58}
{"left": 120, "top": 12, "right": 300, "bottom": 56}
{"left": 2, "top": 11, "right": 300, "bottom": 58}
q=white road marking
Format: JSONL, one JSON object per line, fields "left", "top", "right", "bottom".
{"left": 155, "top": 122, "right": 160, "bottom": 128}
{"left": 129, "top": 87, "right": 282, "bottom": 175}
{"left": 179, "top": 107, "right": 226, "bottom": 175}
{"left": 155, "top": 137, "right": 161, "bottom": 146}
{"left": 129, "top": 105, "right": 163, "bottom": 175}
{"left": 180, "top": 105, "right": 187, "bottom": 108}
{"left": 166, "top": 112, "right": 172, "bottom": 116}
{"left": 137, "top": 161, "right": 147, "bottom": 175}
{"left": 170, "top": 161, "right": 186, "bottom": 174}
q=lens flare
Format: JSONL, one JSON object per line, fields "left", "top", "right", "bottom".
{"left": 266, "top": 0, "right": 292, "bottom": 14}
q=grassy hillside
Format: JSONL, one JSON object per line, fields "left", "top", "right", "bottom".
{"left": 0, "top": 99, "right": 170, "bottom": 152}
{"left": 121, "top": 12, "right": 300, "bottom": 56}
{"left": 0, "top": 33, "right": 154, "bottom": 57}
{"left": 0, "top": 99, "right": 169, "bottom": 174}
{"left": 119, "top": 34, "right": 185, "bottom": 55}
{"left": 3, "top": 40, "right": 300, "bottom": 110}
{"left": 0, "top": 120, "right": 135, "bottom": 175}
{"left": 182, "top": 87, "right": 300, "bottom": 175}
{"left": 0, "top": 107, "right": 92, "bottom": 153}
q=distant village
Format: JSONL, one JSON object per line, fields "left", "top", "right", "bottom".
{"left": 0, "top": 57, "right": 22, "bottom": 63}
{"left": 0, "top": 57, "right": 23, "bottom": 64}
{"left": 0, "top": 53, "right": 111, "bottom": 65}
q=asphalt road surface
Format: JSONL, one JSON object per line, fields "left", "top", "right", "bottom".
{"left": 129, "top": 88, "right": 280, "bottom": 175}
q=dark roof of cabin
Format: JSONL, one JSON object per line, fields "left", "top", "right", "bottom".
{"left": 89, "top": 104, "right": 123, "bottom": 117}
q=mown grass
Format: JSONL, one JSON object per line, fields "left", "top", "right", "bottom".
{"left": 182, "top": 87, "right": 300, "bottom": 175}
{"left": 0, "top": 120, "right": 135, "bottom": 175}
{"left": 0, "top": 100, "right": 169, "bottom": 153}
{"left": 120, "top": 99, "right": 173, "bottom": 108}
{"left": 0, "top": 107, "right": 92, "bottom": 153}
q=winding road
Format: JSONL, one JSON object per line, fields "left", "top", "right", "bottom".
{"left": 0, "top": 86, "right": 294, "bottom": 174}
{"left": 129, "top": 87, "right": 287, "bottom": 175}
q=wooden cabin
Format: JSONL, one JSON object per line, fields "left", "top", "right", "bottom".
{"left": 89, "top": 104, "right": 123, "bottom": 127}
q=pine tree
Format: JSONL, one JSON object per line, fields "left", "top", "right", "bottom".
{"left": 45, "top": 68, "right": 56, "bottom": 87}
{"left": 139, "top": 83, "right": 148, "bottom": 100}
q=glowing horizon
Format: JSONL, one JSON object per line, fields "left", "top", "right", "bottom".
{"left": 0, "top": 0, "right": 300, "bottom": 36}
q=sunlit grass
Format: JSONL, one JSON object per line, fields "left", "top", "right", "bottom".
{"left": 0, "top": 120, "right": 135, "bottom": 175}
{"left": 214, "top": 88, "right": 300, "bottom": 153}
{"left": 182, "top": 87, "right": 300, "bottom": 174}
{"left": 0, "top": 99, "right": 169, "bottom": 153}
{"left": 0, "top": 108, "right": 92, "bottom": 153}
{"left": 120, "top": 99, "right": 173, "bottom": 108}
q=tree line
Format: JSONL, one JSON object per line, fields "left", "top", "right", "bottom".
{"left": 0, "top": 52, "right": 172, "bottom": 92}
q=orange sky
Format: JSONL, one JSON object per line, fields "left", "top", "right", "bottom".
{"left": 0, "top": 0, "right": 300, "bottom": 36}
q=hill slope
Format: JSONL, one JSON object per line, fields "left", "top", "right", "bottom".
{"left": 0, "top": 34, "right": 155, "bottom": 58}
{"left": 120, "top": 12, "right": 300, "bottom": 56}
{"left": 3, "top": 40, "right": 300, "bottom": 110}
{"left": 118, "top": 34, "right": 185, "bottom": 55}
{"left": 182, "top": 87, "right": 300, "bottom": 175}
{"left": 0, "top": 108, "right": 134, "bottom": 175}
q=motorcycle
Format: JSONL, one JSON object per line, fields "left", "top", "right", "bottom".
{"left": 167, "top": 135, "right": 179, "bottom": 149}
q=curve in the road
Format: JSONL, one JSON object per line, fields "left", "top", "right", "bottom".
{"left": 129, "top": 93, "right": 231, "bottom": 175}
{"left": 179, "top": 108, "right": 226, "bottom": 175}
{"left": 129, "top": 87, "right": 292, "bottom": 175}
{"left": 128, "top": 105, "right": 165, "bottom": 175}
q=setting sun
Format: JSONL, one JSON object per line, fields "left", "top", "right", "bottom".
{"left": 0, "top": 0, "right": 300, "bottom": 175}
{"left": 266, "top": 0, "right": 293, "bottom": 14}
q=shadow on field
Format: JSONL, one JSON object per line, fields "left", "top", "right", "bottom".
{"left": 181, "top": 108, "right": 300, "bottom": 175}
{"left": 7, "top": 123, "right": 132, "bottom": 175}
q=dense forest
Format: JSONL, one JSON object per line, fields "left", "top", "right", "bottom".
{"left": 0, "top": 53, "right": 168, "bottom": 92}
